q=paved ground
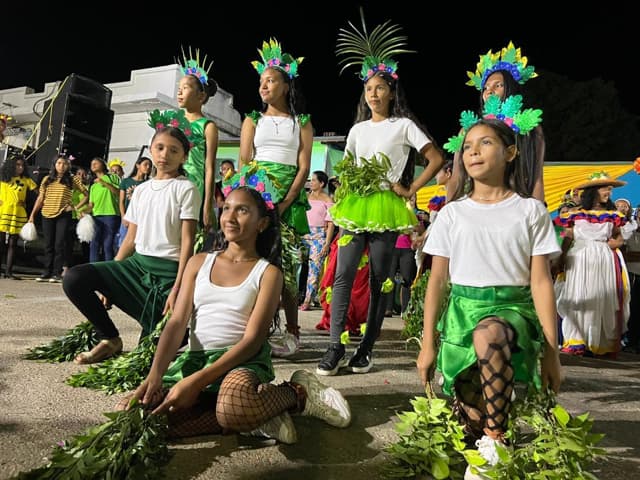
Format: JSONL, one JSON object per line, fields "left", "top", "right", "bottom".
{"left": 1, "top": 274, "right": 639, "bottom": 479}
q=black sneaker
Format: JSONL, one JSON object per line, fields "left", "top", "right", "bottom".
{"left": 348, "top": 347, "right": 373, "bottom": 373}
{"left": 316, "top": 343, "right": 347, "bottom": 376}
{"left": 36, "top": 274, "right": 51, "bottom": 282}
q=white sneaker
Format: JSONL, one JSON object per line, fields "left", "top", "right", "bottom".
{"left": 243, "top": 411, "right": 297, "bottom": 444}
{"left": 464, "top": 434, "right": 507, "bottom": 480}
{"left": 290, "top": 369, "right": 351, "bottom": 428}
{"left": 269, "top": 332, "right": 300, "bottom": 358}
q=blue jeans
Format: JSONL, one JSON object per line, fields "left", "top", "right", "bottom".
{"left": 90, "top": 215, "right": 121, "bottom": 263}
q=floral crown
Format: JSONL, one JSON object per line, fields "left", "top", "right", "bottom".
{"left": 176, "top": 46, "right": 213, "bottom": 86}
{"left": 336, "top": 8, "right": 414, "bottom": 82}
{"left": 0, "top": 113, "right": 12, "bottom": 124}
{"left": 222, "top": 162, "right": 281, "bottom": 211}
{"left": 147, "top": 109, "right": 200, "bottom": 148}
{"left": 443, "top": 95, "right": 542, "bottom": 153}
{"left": 251, "top": 38, "right": 303, "bottom": 79}
{"left": 466, "top": 41, "right": 537, "bottom": 91}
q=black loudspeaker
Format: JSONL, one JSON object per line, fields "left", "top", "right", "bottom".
{"left": 33, "top": 74, "right": 114, "bottom": 171}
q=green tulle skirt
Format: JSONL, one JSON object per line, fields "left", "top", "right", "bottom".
{"left": 329, "top": 191, "right": 417, "bottom": 233}
{"left": 437, "top": 284, "right": 543, "bottom": 396}
{"left": 162, "top": 342, "right": 274, "bottom": 393}
{"left": 257, "top": 161, "right": 310, "bottom": 236}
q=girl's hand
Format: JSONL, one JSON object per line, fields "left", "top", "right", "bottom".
{"left": 541, "top": 348, "right": 563, "bottom": 393}
{"left": 131, "top": 375, "right": 164, "bottom": 410}
{"left": 163, "top": 289, "right": 178, "bottom": 315}
{"left": 391, "top": 183, "right": 411, "bottom": 198}
{"left": 416, "top": 343, "right": 437, "bottom": 386}
{"left": 153, "top": 376, "right": 201, "bottom": 414}
{"left": 97, "top": 292, "right": 112, "bottom": 310}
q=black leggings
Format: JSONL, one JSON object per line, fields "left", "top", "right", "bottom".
{"left": 62, "top": 263, "right": 120, "bottom": 339}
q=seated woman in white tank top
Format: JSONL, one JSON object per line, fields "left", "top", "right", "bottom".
{"left": 116, "top": 181, "right": 351, "bottom": 444}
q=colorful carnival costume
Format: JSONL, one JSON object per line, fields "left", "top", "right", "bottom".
{"left": 556, "top": 173, "right": 630, "bottom": 356}
{"left": 0, "top": 175, "right": 37, "bottom": 235}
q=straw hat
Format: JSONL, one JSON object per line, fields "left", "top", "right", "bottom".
{"left": 575, "top": 171, "right": 626, "bottom": 189}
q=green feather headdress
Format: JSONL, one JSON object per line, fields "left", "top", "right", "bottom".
{"left": 251, "top": 38, "right": 303, "bottom": 79}
{"left": 176, "top": 46, "right": 213, "bottom": 86}
{"left": 466, "top": 41, "right": 537, "bottom": 91}
{"left": 443, "top": 95, "right": 543, "bottom": 153}
{"left": 336, "top": 7, "right": 415, "bottom": 82}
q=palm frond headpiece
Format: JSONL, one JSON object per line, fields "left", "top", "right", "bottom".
{"left": 175, "top": 46, "right": 213, "bottom": 86}
{"left": 336, "top": 8, "right": 415, "bottom": 82}
{"left": 251, "top": 38, "right": 303, "bottom": 79}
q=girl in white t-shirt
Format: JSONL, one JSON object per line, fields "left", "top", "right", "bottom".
{"left": 417, "top": 118, "right": 562, "bottom": 477}
{"left": 117, "top": 186, "right": 351, "bottom": 443}
{"left": 63, "top": 126, "right": 201, "bottom": 364}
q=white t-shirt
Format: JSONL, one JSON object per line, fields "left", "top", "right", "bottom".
{"left": 125, "top": 176, "right": 201, "bottom": 261}
{"left": 253, "top": 115, "right": 300, "bottom": 167}
{"left": 190, "top": 252, "right": 270, "bottom": 350}
{"left": 424, "top": 194, "right": 560, "bottom": 287}
{"left": 345, "top": 117, "right": 431, "bottom": 185}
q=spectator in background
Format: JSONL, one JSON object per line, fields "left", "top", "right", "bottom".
{"left": 108, "top": 158, "right": 126, "bottom": 179}
{"left": 86, "top": 157, "right": 121, "bottom": 262}
{"left": 118, "top": 156, "right": 152, "bottom": 248}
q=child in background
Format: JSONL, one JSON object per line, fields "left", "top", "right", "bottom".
{"left": 63, "top": 127, "right": 201, "bottom": 364}
{"left": 418, "top": 104, "right": 561, "bottom": 477}
{"left": 118, "top": 156, "right": 152, "bottom": 248}
{"left": 0, "top": 154, "right": 38, "bottom": 279}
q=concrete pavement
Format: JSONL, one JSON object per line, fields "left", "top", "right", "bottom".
{"left": 1, "top": 275, "right": 639, "bottom": 479}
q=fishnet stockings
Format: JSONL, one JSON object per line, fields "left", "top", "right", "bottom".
{"left": 453, "top": 316, "right": 516, "bottom": 438}
{"left": 215, "top": 368, "right": 298, "bottom": 432}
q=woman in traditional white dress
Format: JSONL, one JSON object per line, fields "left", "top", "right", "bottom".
{"left": 557, "top": 172, "right": 630, "bottom": 357}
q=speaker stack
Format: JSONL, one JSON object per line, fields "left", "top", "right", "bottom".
{"left": 34, "top": 74, "right": 114, "bottom": 172}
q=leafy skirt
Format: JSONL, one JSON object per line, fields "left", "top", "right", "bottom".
{"left": 437, "top": 284, "right": 543, "bottom": 396}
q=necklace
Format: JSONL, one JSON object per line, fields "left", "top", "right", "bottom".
{"left": 268, "top": 115, "right": 289, "bottom": 135}
{"left": 149, "top": 178, "right": 176, "bottom": 191}
{"left": 221, "top": 252, "right": 259, "bottom": 263}
{"left": 471, "top": 190, "right": 512, "bottom": 202}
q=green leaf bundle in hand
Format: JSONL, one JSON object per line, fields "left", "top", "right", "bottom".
{"left": 14, "top": 401, "right": 171, "bottom": 480}
{"left": 23, "top": 322, "right": 98, "bottom": 363}
{"left": 333, "top": 150, "right": 392, "bottom": 204}
{"left": 66, "top": 313, "right": 170, "bottom": 395}
{"left": 385, "top": 394, "right": 470, "bottom": 479}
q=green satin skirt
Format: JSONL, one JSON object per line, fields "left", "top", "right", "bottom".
{"left": 437, "top": 284, "right": 543, "bottom": 396}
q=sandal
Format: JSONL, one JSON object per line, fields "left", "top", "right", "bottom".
{"left": 74, "top": 337, "right": 123, "bottom": 365}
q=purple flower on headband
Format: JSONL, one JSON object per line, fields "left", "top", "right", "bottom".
{"left": 248, "top": 174, "right": 259, "bottom": 187}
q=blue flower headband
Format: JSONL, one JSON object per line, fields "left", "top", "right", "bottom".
{"left": 222, "top": 162, "right": 280, "bottom": 210}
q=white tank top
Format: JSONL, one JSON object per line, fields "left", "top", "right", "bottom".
{"left": 189, "top": 252, "right": 270, "bottom": 350}
{"left": 253, "top": 115, "right": 300, "bottom": 166}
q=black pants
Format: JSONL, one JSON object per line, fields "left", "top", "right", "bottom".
{"left": 330, "top": 230, "right": 397, "bottom": 348}
{"left": 41, "top": 212, "right": 72, "bottom": 276}
{"left": 385, "top": 247, "right": 417, "bottom": 314}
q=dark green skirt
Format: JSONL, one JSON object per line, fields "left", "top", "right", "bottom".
{"left": 437, "top": 284, "right": 543, "bottom": 396}
{"left": 162, "top": 343, "right": 274, "bottom": 393}
{"left": 93, "top": 253, "right": 178, "bottom": 337}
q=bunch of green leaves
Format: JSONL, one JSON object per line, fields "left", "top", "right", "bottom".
{"left": 401, "top": 271, "right": 450, "bottom": 341}
{"left": 66, "top": 313, "right": 169, "bottom": 395}
{"left": 23, "top": 322, "right": 98, "bottom": 363}
{"left": 14, "top": 400, "right": 171, "bottom": 480}
{"left": 385, "top": 388, "right": 471, "bottom": 479}
{"left": 465, "top": 389, "right": 605, "bottom": 479}
{"left": 333, "top": 150, "right": 392, "bottom": 203}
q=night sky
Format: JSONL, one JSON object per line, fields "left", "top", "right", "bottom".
{"left": 1, "top": 4, "right": 637, "bottom": 145}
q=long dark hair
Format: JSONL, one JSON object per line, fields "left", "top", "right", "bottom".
{"left": 259, "top": 67, "right": 307, "bottom": 131}
{"left": 43, "top": 154, "right": 74, "bottom": 188}
{"left": 450, "top": 118, "right": 530, "bottom": 201}
{"left": 0, "top": 154, "right": 30, "bottom": 182}
{"left": 581, "top": 187, "right": 616, "bottom": 211}
{"left": 355, "top": 71, "right": 438, "bottom": 188}
{"left": 480, "top": 70, "right": 542, "bottom": 196}
{"left": 128, "top": 156, "right": 152, "bottom": 180}
{"left": 212, "top": 186, "right": 282, "bottom": 270}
